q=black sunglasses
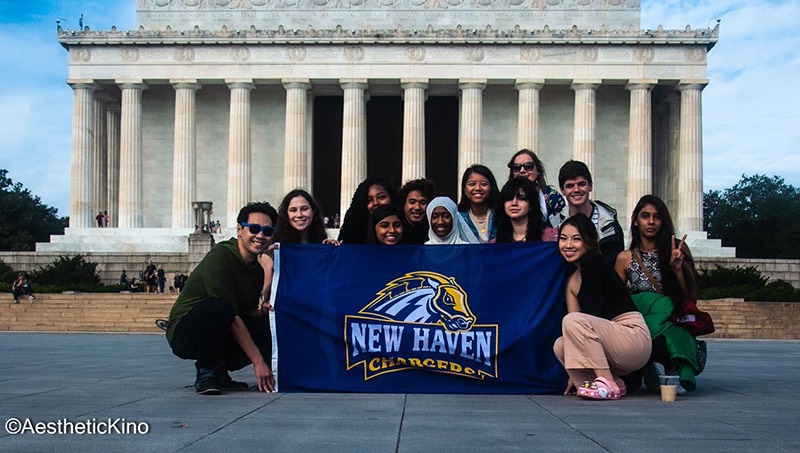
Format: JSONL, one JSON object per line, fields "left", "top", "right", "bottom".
{"left": 508, "top": 162, "right": 537, "bottom": 172}
{"left": 240, "top": 222, "right": 274, "bottom": 236}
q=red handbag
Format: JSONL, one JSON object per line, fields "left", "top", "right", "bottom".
{"left": 672, "top": 299, "right": 715, "bottom": 336}
{"left": 633, "top": 250, "right": 715, "bottom": 336}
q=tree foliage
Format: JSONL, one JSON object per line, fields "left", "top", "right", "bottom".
{"left": 0, "top": 169, "right": 68, "bottom": 251}
{"left": 697, "top": 265, "right": 800, "bottom": 302}
{"left": 0, "top": 259, "right": 15, "bottom": 285}
{"left": 704, "top": 174, "right": 800, "bottom": 258}
{"left": 32, "top": 255, "right": 100, "bottom": 287}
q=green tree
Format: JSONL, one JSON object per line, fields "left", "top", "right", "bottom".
{"left": 0, "top": 169, "right": 68, "bottom": 251}
{"left": 32, "top": 255, "right": 101, "bottom": 287}
{"left": 704, "top": 174, "right": 800, "bottom": 258}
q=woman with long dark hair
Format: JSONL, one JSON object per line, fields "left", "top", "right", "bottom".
{"left": 506, "top": 149, "right": 565, "bottom": 230}
{"left": 553, "top": 213, "right": 651, "bottom": 400}
{"left": 338, "top": 177, "right": 400, "bottom": 244}
{"left": 273, "top": 189, "right": 331, "bottom": 244}
{"left": 616, "top": 195, "right": 699, "bottom": 304}
{"left": 457, "top": 165, "right": 500, "bottom": 243}
{"left": 492, "top": 177, "right": 544, "bottom": 243}
{"left": 615, "top": 194, "right": 702, "bottom": 392}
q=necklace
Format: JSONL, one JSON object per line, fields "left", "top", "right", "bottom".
{"left": 469, "top": 210, "right": 488, "bottom": 233}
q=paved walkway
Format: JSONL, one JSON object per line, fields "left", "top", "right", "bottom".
{"left": 0, "top": 333, "right": 797, "bottom": 452}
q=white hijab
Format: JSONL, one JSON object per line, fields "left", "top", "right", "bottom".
{"left": 425, "top": 197, "right": 480, "bottom": 245}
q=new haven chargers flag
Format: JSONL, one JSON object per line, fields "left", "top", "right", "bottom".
{"left": 273, "top": 242, "right": 568, "bottom": 394}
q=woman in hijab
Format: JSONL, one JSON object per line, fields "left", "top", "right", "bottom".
{"left": 425, "top": 197, "right": 480, "bottom": 245}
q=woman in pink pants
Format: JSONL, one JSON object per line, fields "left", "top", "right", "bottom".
{"left": 553, "top": 213, "right": 652, "bottom": 400}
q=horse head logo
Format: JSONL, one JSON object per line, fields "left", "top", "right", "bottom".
{"left": 360, "top": 271, "right": 476, "bottom": 332}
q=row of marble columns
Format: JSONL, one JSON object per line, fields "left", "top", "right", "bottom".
{"left": 69, "top": 77, "right": 706, "bottom": 233}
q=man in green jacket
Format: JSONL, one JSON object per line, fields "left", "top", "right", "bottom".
{"left": 167, "top": 201, "right": 277, "bottom": 395}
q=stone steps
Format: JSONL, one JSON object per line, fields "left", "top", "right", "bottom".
{"left": 36, "top": 227, "right": 196, "bottom": 253}
{"left": 0, "top": 293, "right": 175, "bottom": 333}
{"left": 2, "top": 293, "right": 797, "bottom": 339}
{"left": 683, "top": 231, "right": 736, "bottom": 258}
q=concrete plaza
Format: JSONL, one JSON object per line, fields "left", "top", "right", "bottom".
{"left": 0, "top": 333, "right": 797, "bottom": 452}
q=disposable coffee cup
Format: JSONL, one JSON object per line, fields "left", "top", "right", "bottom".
{"left": 659, "top": 375, "right": 680, "bottom": 402}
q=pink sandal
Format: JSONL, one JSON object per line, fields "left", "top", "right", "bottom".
{"left": 577, "top": 377, "right": 621, "bottom": 400}
{"left": 615, "top": 379, "right": 627, "bottom": 397}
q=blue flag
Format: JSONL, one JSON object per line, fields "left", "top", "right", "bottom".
{"left": 274, "top": 242, "right": 568, "bottom": 394}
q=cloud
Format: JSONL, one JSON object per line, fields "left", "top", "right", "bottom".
{"left": 644, "top": 0, "right": 800, "bottom": 190}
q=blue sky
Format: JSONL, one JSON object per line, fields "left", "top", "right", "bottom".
{"left": 1, "top": 0, "right": 798, "bottom": 217}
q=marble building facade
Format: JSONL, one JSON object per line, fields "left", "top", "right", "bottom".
{"left": 50, "top": 0, "right": 733, "bottom": 256}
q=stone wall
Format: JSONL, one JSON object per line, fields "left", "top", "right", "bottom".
{"left": 696, "top": 257, "right": 800, "bottom": 289}
{"left": 0, "top": 251, "right": 190, "bottom": 287}
{"left": 699, "top": 299, "right": 800, "bottom": 340}
{"left": 136, "top": 0, "right": 641, "bottom": 32}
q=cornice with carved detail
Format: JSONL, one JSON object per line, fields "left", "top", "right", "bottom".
{"left": 57, "top": 24, "right": 719, "bottom": 49}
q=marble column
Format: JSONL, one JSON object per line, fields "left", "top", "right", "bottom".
{"left": 68, "top": 80, "right": 96, "bottom": 228}
{"left": 106, "top": 103, "right": 120, "bottom": 227}
{"left": 226, "top": 80, "right": 255, "bottom": 228}
{"left": 282, "top": 79, "right": 312, "bottom": 193}
{"left": 117, "top": 81, "right": 147, "bottom": 228}
{"left": 306, "top": 92, "right": 315, "bottom": 194}
{"left": 665, "top": 91, "right": 682, "bottom": 212}
{"left": 340, "top": 79, "right": 368, "bottom": 218}
{"left": 458, "top": 79, "right": 486, "bottom": 178}
{"left": 571, "top": 80, "right": 601, "bottom": 177}
{"left": 515, "top": 79, "right": 544, "bottom": 153}
{"left": 92, "top": 93, "right": 109, "bottom": 220}
{"left": 401, "top": 79, "right": 428, "bottom": 182}
{"left": 223, "top": 79, "right": 256, "bottom": 231}
{"left": 625, "top": 80, "right": 656, "bottom": 220}
{"left": 676, "top": 80, "right": 708, "bottom": 233}
{"left": 171, "top": 80, "right": 201, "bottom": 229}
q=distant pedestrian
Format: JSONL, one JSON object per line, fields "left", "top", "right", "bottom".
{"left": 12, "top": 273, "right": 35, "bottom": 304}
{"left": 96, "top": 211, "right": 105, "bottom": 227}
{"left": 120, "top": 270, "right": 128, "bottom": 286}
{"left": 157, "top": 265, "right": 166, "bottom": 293}
{"left": 104, "top": 211, "right": 110, "bottom": 227}
{"left": 145, "top": 260, "right": 158, "bottom": 293}
{"left": 174, "top": 273, "right": 187, "bottom": 293}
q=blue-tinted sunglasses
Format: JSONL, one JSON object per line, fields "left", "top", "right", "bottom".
{"left": 239, "top": 222, "right": 274, "bottom": 237}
